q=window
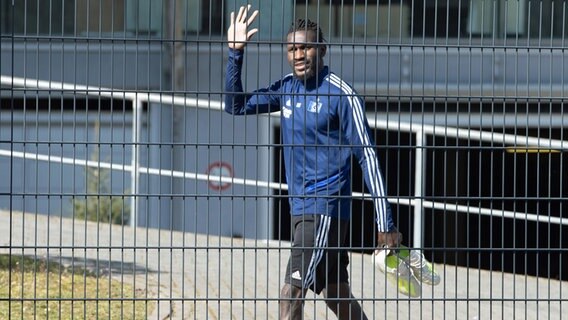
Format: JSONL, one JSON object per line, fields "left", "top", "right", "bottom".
{"left": 1, "top": 0, "right": 566, "bottom": 41}
{"left": 1, "top": 0, "right": 76, "bottom": 36}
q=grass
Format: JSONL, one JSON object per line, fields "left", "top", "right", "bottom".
{"left": 0, "top": 254, "right": 155, "bottom": 319}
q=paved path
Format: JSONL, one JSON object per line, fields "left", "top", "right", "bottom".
{"left": 1, "top": 211, "right": 566, "bottom": 319}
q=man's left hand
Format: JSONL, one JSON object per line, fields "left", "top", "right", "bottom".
{"left": 377, "top": 228, "right": 402, "bottom": 249}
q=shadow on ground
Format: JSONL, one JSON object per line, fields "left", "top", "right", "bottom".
{"left": 1, "top": 254, "right": 158, "bottom": 277}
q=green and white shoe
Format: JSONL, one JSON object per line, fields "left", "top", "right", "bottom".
{"left": 395, "top": 245, "right": 441, "bottom": 286}
{"left": 374, "top": 249, "right": 421, "bottom": 297}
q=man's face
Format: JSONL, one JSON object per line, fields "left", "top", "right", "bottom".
{"left": 286, "top": 30, "right": 325, "bottom": 80}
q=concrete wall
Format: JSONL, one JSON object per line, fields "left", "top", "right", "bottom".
{"left": 2, "top": 41, "right": 567, "bottom": 101}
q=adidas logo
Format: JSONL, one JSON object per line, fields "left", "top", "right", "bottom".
{"left": 291, "top": 270, "right": 302, "bottom": 280}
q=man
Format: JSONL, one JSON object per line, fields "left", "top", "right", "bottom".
{"left": 224, "top": 5, "right": 402, "bottom": 319}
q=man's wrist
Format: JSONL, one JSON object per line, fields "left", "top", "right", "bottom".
{"left": 376, "top": 225, "right": 396, "bottom": 233}
{"left": 229, "top": 47, "right": 244, "bottom": 54}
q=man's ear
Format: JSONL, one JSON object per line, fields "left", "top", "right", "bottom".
{"left": 319, "top": 45, "right": 327, "bottom": 57}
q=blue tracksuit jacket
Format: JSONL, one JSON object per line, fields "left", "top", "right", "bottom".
{"left": 224, "top": 48, "right": 394, "bottom": 232}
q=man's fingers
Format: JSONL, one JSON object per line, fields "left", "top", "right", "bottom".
{"left": 232, "top": 5, "right": 257, "bottom": 26}
{"left": 238, "top": 4, "right": 253, "bottom": 23}
{"left": 377, "top": 230, "right": 403, "bottom": 248}
{"left": 236, "top": 5, "right": 246, "bottom": 22}
{"left": 247, "top": 29, "right": 259, "bottom": 40}
{"left": 246, "top": 10, "right": 259, "bottom": 26}
{"left": 245, "top": 4, "right": 253, "bottom": 21}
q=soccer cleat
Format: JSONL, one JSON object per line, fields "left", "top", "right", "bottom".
{"left": 395, "top": 246, "right": 441, "bottom": 286}
{"left": 374, "top": 249, "right": 421, "bottom": 297}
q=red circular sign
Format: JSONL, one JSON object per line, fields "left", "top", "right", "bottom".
{"left": 206, "top": 161, "right": 234, "bottom": 191}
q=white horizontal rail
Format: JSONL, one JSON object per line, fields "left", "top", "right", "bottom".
{"left": 0, "top": 149, "right": 288, "bottom": 191}
{"left": 369, "top": 118, "right": 567, "bottom": 149}
{"left": 2, "top": 148, "right": 567, "bottom": 227}
{"left": 3, "top": 75, "right": 565, "bottom": 149}
{"left": 422, "top": 200, "right": 568, "bottom": 226}
{"left": 1, "top": 75, "right": 223, "bottom": 111}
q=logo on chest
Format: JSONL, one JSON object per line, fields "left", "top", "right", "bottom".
{"left": 286, "top": 98, "right": 302, "bottom": 109}
{"left": 284, "top": 98, "right": 322, "bottom": 117}
{"left": 307, "top": 99, "right": 323, "bottom": 113}
{"left": 282, "top": 106, "right": 292, "bottom": 118}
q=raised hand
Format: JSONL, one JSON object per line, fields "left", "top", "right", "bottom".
{"left": 227, "top": 5, "right": 259, "bottom": 50}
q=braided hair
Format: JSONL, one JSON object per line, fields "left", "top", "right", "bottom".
{"left": 288, "top": 18, "right": 326, "bottom": 44}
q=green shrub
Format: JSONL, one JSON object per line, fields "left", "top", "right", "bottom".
{"left": 72, "top": 123, "right": 130, "bottom": 225}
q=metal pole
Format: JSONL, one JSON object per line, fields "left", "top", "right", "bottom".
{"left": 130, "top": 97, "right": 142, "bottom": 228}
{"left": 166, "top": 0, "right": 186, "bottom": 230}
{"left": 413, "top": 129, "right": 426, "bottom": 249}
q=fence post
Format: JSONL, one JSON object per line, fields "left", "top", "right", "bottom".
{"left": 413, "top": 129, "right": 426, "bottom": 249}
{"left": 130, "top": 96, "right": 142, "bottom": 228}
